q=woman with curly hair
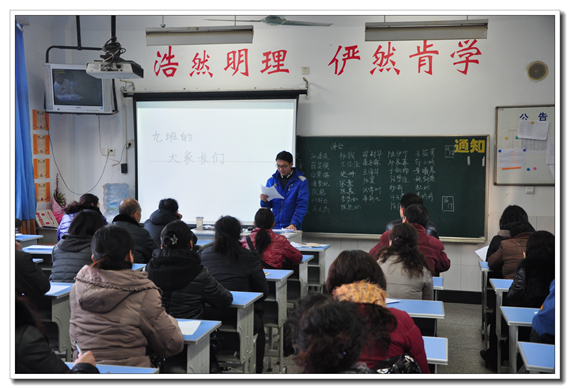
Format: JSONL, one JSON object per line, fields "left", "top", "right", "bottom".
{"left": 325, "top": 250, "right": 429, "bottom": 373}
{"left": 374, "top": 223, "right": 434, "bottom": 300}
{"left": 286, "top": 293, "right": 373, "bottom": 373}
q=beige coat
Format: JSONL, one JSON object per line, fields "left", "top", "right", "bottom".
{"left": 70, "top": 265, "right": 184, "bottom": 367}
{"left": 487, "top": 232, "right": 533, "bottom": 279}
{"left": 378, "top": 255, "right": 433, "bottom": 300}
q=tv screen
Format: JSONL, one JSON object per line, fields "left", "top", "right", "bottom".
{"left": 44, "top": 63, "right": 115, "bottom": 114}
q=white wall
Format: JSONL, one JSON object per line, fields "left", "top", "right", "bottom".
{"left": 18, "top": 13, "right": 557, "bottom": 292}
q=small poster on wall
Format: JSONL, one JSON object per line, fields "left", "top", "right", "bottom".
{"left": 33, "top": 158, "right": 50, "bottom": 179}
{"left": 35, "top": 182, "right": 50, "bottom": 203}
{"left": 33, "top": 134, "right": 50, "bottom": 154}
{"left": 33, "top": 109, "right": 49, "bottom": 130}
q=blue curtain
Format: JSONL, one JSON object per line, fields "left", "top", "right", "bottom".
{"left": 15, "top": 24, "right": 37, "bottom": 221}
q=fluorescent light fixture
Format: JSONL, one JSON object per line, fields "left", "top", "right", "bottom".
{"left": 365, "top": 19, "right": 488, "bottom": 41}
{"left": 145, "top": 25, "right": 254, "bottom": 46}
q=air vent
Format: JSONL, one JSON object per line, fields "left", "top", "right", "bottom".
{"left": 526, "top": 61, "right": 548, "bottom": 81}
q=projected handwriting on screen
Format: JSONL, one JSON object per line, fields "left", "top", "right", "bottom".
{"left": 150, "top": 130, "right": 224, "bottom": 165}
{"left": 307, "top": 144, "right": 437, "bottom": 213}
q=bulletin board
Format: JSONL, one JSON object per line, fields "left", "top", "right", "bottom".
{"left": 494, "top": 105, "right": 555, "bottom": 185}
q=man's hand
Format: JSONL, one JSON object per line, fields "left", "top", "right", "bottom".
{"left": 285, "top": 224, "right": 297, "bottom": 231}
{"left": 260, "top": 194, "right": 269, "bottom": 202}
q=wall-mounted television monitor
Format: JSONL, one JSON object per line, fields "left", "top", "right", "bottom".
{"left": 44, "top": 63, "right": 115, "bottom": 114}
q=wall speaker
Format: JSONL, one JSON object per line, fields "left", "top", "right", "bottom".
{"left": 526, "top": 61, "right": 548, "bottom": 81}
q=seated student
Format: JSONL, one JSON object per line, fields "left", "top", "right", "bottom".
{"left": 112, "top": 198, "right": 159, "bottom": 264}
{"left": 200, "top": 215, "right": 269, "bottom": 374}
{"left": 143, "top": 198, "right": 183, "bottom": 246}
{"left": 286, "top": 293, "right": 375, "bottom": 374}
{"left": 147, "top": 220, "right": 233, "bottom": 319}
{"left": 70, "top": 225, "right": 184, "bottom": 367}
{"left": 370, "top": 204, "right": 450, "bottom": 276}
{"left": 385, "top": 193, "right": 438, "bottom": 239}
{"left": 147, "top": 220, "right": 232, "bottom": 373}
{"left": 325, "top": 250, "right": 430, "bottom": 374}
{"left": 480, "top": 230, "right": 555, "bottom": 371}
{"left": 16, "top": 297, "right": 99, "bottom": 374}
{"left": 374, "top": 223, "right": 434, "bottom": 300}
{"left": 57, "top": 193, "right": 107, "bottom": 240}
{"left": 486, "top": 205, "right": 529, "bottom": 260}
{"left": 15, "top": 242, "right": 50, "bottom": 303}
{"left": 487, "top": 221, "right": 535, "bottom": 279}
{"left": 50, "top": 209, "right": 106, "bottom": 283}
{"left": 241, "top": 208, "right": 303, "bottom": 269}
{"left": 530, "top": 279, "right": 555, "bottom": 345}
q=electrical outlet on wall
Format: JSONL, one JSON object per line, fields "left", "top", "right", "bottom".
{"left": 102, "top": 148, "right": 116, "bottom": 156}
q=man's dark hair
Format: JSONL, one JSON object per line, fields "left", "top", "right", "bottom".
{"left": 158, "top": 198, "right": 179, "bottom": 213}
{"left": 403, "top": 204, "right": 429, "bottom": 228}
{"left": 400, "top": 193, "right": 423, "bottom": 210}
{"left": 275, "top": 151, "right": 293, "bottom": 164}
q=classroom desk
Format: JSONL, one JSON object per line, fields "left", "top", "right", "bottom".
{"left": 210, "top": 291, "right": 263, "bottom": 374}
{"left": 432, "top": 277, "right": 443, "bottom": 300}
{"left": 192, "top": 229, "right": 302, "bottom": 243}
{"left": 23, "top": 245, "right": 54, "bottom": 269}
{"left": 39, "top": 282, "right": 74, "bottom": 361}
{"left": 65, "top": 362, "right": 159, "bottom": 374}
{"left": 177, "top": 319, "right": 222, "bottom": 374}
{"left": 422, "top": 336, "right": 448, "bottom": 374}
{"left": 500, "top": 306, "right": 538, "bottom": 374}
{"left": 517, "top": 341, "right": 555, "bottom": 374}
{"left": 490, "top": 278, "right": 513, "bottom": 373}
{"left": 286, "top": 255, "right": 312, "bottom": 308}
{"left": 295, "top": 244, "right": 330, "bottom": 293}
{"left": 16, "top": 234, "right": 43, "bottom": 248}
{"left": 132, "top": 263, "right": 146, "bottom": 271}
{"left": 480, "top": 263, "right": 503, "bottom": 348}
{"left": 273, "top": 229, "right": 303, "bottom": 243}
{"left": 387, "top": 299, "right": 445, "bottom": 337}
{"left": 264, "top": 269, "right": 293, "bottom": 373}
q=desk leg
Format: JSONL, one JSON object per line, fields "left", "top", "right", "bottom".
{"left": 236, "top": 306, "right": 254, "bottom": 374}
{"left": 481, "top": 272, "right": 488, "bottom": 345}
{"left": 495, "top": 294, "right": 503, "bottom": 373}
{"left": 51, "top": 298, "right": 71, "bottom": 362}
{"left": 508, "top": 326, "right": 518, "bottom": 374}
{"left": 186, "top": 339, "right": 210, "bottom": 374}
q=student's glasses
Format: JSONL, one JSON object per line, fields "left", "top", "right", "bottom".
{"left": 276, "top": 163, "right": 290, "bottom": 169}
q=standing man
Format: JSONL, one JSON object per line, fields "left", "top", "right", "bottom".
{"left": 260, "top": 151, "right": 309, "bottom": 231}
{"left": 112, "top": 198, "right": 159, "bottom": 264}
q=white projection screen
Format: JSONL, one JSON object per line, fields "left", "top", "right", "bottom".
{"left": 134, "top": 94, "right": 299, "bottom": 226}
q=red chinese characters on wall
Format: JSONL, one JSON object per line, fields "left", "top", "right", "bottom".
{"left": 189, "top": 50, "right": 213, "bottom": 78}
{"left": 328, "top": 45, "right": 361, "bottom": 75}
{"left": 450, "top": 39, "right": 482, "bottom": 75}
{"left": 154, "top": 46, "right": 179, "bottom": 77}
{"left": 409, "top": 40, "right": 439, "bottom": 75}
{"left": 224, "top": 49, "right": 249, "bottom": 76}
{"left": 261, "top": 50, "right": 290, "bottom": 74}
{"left": 371, "top": 42, "right": 400, "bottom": 75}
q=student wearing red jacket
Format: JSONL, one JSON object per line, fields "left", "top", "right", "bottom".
{"left": 370, "top": 204, "right": 450, "bottom": 276}
{"left": 242, "top": 208, "right": 302, "bottom": 269}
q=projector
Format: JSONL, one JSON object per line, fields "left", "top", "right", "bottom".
{"left": 86, "top": 60, "right": 144, "bottom": 79}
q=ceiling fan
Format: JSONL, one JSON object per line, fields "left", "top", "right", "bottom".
{"left": 204, "top": 15, "right": 332, "bottom": 27}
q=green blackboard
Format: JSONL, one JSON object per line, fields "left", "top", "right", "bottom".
{"left": 296, "top": 135, "right": 489, "bottom": 239}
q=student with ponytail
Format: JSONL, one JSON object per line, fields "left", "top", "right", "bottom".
{"left": 69, "top": 225, "right": 184, "bottom": 368}
{"left": 374, "top": 223, "right": 434, "bottom": 301}
{"left": 242, "top": 208, "right": 302, "bottom": 269}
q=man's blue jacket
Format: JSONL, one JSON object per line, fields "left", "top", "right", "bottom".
{"left": 261, "top": 168, "right": 309, "bottom": 229}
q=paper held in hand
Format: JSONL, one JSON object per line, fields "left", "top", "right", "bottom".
{"left": 261, "top": 185, "right": 285, "bottom": 201}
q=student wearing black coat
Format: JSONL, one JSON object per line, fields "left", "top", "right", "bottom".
{"left": 147, "top": 220, "right": 233, "bottom": 320}
{"left": 200, "top": 215, "right": 269, "bottom": 374}
{"left": 143, "top": 198, "right": 183, "bottom": 246}
{"left": 15, "top": 297, "right": 99, "bottom": 374}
